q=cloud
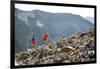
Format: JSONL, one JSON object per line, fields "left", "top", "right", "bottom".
{"left": 36, "top": 20, "right": 43, "bottom": 28}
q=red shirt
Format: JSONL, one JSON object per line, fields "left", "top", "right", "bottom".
{"left": 43, "top": 33, "right": 48, "bottom": 41}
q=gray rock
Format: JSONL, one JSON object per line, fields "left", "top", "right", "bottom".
{"left": 15, "top": 29, "right": 95, "bottom": 65}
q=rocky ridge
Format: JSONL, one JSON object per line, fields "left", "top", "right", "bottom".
{"left": 15, "top": 29, "right": 95, "bottom": 65}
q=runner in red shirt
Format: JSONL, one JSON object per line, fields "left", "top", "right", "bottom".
{"left": 43, "top": 32, "right": 49, "bottom": 44}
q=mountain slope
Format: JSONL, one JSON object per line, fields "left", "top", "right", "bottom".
{"left": 15, "top": 29, "right": 95, "bottom": 65}
{"left": 15, "top": 8, "right": 94, "bottom": 52}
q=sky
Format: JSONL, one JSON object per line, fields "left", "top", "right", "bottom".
{"left": 15, "top": 4, "right": 94, "bottom": 17}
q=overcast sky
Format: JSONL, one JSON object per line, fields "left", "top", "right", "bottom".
{"left": 15, "top": 4, "right": 94, "bottom": 17}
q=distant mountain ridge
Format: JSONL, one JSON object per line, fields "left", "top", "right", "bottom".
{"left": 15, "top": 8, "right": 94, "bottom": 52}
{"left": 85, "top": 17, "right": 94, "bottom": 24}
